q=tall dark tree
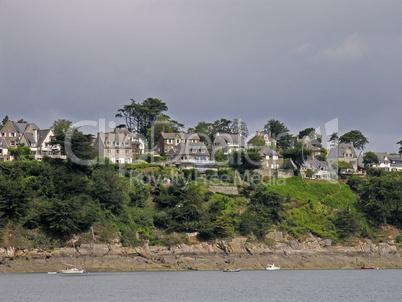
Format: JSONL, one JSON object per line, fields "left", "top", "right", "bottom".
{"left": 361, "top": 176, "right": 401, "bottom": 225}
{"left": 397, "top": 140, "right": 402, "bottom": 155}
{"left": 50, "top": 119, "right": 96, "bottom": 161}
{"left": 281, "top": 142, "right": 312, "bottom": 173}
{"left": 263, "top": 119, "right": 289, "bottom": 139}
{"left": 229, "top": 150, "right": 262, "bottom": 174}
{"left": 298, "top": 127, "right": 316, "bottom": 139}
{"left": 0, "top": 115, "right": 9, "bottom": 130}
{"left": 362, "top": 152, "right": 379, "bottom": 167}
{"left": 339, "top": 130, "right": 369, "bottom": 150}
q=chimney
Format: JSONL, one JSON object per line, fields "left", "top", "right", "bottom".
{"left": 33, "top": 129, "right": 37, "bottom": 143}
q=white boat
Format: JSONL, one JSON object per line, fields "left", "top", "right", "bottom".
{"left": 61, "top": 241, "right": 84, "bottom": 274}
{"left": 265, "top": 263, "right": 280, "bottom": 270}
{"left": 223, "top": 268, "right": 241, "bottom": 272}
{"left": 61, "top": 267, "right": 84, "bottom": 274}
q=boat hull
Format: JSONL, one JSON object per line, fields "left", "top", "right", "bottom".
{"left": 61, "top": 269, "right": 84, "bottom": 274}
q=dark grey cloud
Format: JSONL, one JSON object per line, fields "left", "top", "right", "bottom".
{"left": 1, "top": 0, "right": 401, "bottom": 152}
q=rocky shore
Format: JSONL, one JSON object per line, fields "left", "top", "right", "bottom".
{"left": 1, "top": 235, "right": 401, "bottom": 273}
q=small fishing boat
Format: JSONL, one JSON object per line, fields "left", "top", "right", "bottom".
{"left": 223, "top": 268, "right": 241, "bottom": 272}
{"left": 265, "top": 263, "right": 280, "bottom": 270}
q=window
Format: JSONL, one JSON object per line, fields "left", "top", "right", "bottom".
{"left": 107, "top": 150, "right": 111, "bottom": 154}
{"left": 107, "top": 142, "right": 111, "bottom": 146}
{"left": 10, "top": 133, "right": 15, "bottom": 137}
{"left": 125, "top": 150, "right": 129, "bottom": 154}
{"left": 116, "top": 142, "right": 120, "bottom": 146}
{"left": 116, "top": 150, "right": 120, "bottom": 154}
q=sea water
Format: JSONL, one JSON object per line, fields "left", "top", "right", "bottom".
{"left": 0, "top": 269, "right": 401, "bottom": 302}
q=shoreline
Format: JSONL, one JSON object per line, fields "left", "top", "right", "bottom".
{"left": 1, "top": 237, "right": 401, "bottom": 273}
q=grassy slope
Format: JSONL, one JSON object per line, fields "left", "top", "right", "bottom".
{"left": 265, "top": 177, "right": 359, "bottom": 241}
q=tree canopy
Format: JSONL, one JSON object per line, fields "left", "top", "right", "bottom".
{"left": 339, "top": 130, "right": 369, "bottom": 150}
{"left": 362, "top": 152, "right": 379, "bottom": 167}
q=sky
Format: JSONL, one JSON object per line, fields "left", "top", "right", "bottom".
{"left": 1, "top": 0, "right": 401, "bottom": 153}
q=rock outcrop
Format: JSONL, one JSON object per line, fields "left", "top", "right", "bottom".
{"left": 1, "top": 235, "right": 401, "bottom": 273}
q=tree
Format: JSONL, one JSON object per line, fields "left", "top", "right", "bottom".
{"left": 188, "top": 118, "right": 248, "bottom": 147}
{"left": 0, "top": 115, "right": 9, "bottom": 130}
{"left": 17, "top": 119, "right": 27, "bottom": 123}
{"left": 362, "top": 152, "right": 379, "bottom": 167}
{"left": 229, "top": 118, "right": 249, "bottom": 137}
{"left": 8, "top": 143, "right": 35, "bottom": 161}
{"left": 50, "top": 119, "right": 73, "bottom": 155}
{"left": 281, "top": 142, "right": 312, "bottom": 173}
{"left": 50, "top": 119, "right": 96, "bottom": 162}
{"left": 276, "top": 133, "right": 295, "bottom": 150}
{"left": 329, "top": 132, "right": 339, "bottom": 146}
{"left": 298, "top": 127, "right": 316, "bottom": 139}
{"left": 263, "top": 119, "right": 289, "bottom": 139}
{"left": 339, "top": 130, "right": 369, "bottom": 150}
{"left": 39, "top": 195, "right": 97, "bottom": 241}
{"left": 229, "top": 150, "right": 262, "bottom": 174}
{"left": 116, "top": 98, "right": 169, "bottom": 139}
{"left": 397, "top": 140, "right": 402, "bottom": 155}
{"left": 361, "top": 176, "right": 401, "bottom": 225}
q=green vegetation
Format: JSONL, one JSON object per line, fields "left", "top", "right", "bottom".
{"left": 0, "top": 157, "right": 401, "bottom": 249}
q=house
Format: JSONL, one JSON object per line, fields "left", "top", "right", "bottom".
{"left": 0, "top": 137, "right": 11, "bottom": 161}
{"left": 246, "top": 131, "right": 276, "bottom": 149}
{"left": 327, "top": 142, "right": 358, "bottom": 172}
{"left": 94, "top": 128, "right": 146, "bottom": 164}
{"left": 0, "top": 120, "right": 63, "bottom": 161}
{"left": 156, "top": 132, "right": 200, "bottom": 154}
{"left": 212, "top": 133, "right": 245, "bottom": 155}
{"left": 358, "top": 152, "right": 391, "bottom": 171}
{"left": 166, "top": 142, "right": 215, "bottom": 172}
{"left": 300, "top": 156, "right": 333, "bottom": 179}
{"left": 19, "top": 129, "right": 64, "bottom": 160}
{"left": 389, "top": 154, "right": 402, "bottom": 172}
{"left": 254, "top": 147, "right": 295, "bottom": 178}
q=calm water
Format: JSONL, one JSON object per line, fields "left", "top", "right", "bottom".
{"left": 0, "top": 269, "right": 401, "bottom": 302}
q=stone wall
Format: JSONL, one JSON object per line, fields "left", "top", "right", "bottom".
{"left": 208, "top": 186, "right": 239, "bottom": 195}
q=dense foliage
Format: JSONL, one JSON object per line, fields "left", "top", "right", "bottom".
{"left": 0, "top": 158, "right": 401, "bottom": 248}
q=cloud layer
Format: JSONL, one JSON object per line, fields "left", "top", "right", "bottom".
{"left": 1, "top": 0, "right": 401, "bottom": 152}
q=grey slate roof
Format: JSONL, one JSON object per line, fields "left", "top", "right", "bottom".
{"left": 258, "top": 147, "right": 282, "bottom": 158}
{"left": 213, "top": 133, "right": 245, "bottom": 147}
{"left": 303, "top": 156, "right": 328, "bottom": 170}
{"left": 169, "top": 142, "right": 210, "bottom": 157}
{"left": 327, "top": 143, "right": 357, "bottom": 159}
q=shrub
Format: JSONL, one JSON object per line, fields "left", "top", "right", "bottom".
{"left": 396, "top": 235, "right": 402, "bottom": 243}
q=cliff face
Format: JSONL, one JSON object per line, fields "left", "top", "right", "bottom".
{"left": 1, "top": 236, "right": 401, "bottom": 273}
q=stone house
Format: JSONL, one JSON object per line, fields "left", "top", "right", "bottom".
{"left": 166, "top": 142, "right": 215, "bottom": 172}
{"left": 212, "top": 133, "right": 246, "bottom": 155}
{"left": 0, "top": 120, "right": 62, "bottom": 161}
{"left": 19, "top": 129, "right": 64, "bottom": 160}
{"left": 156, "top": 132, "right": 200, "bottom": 154}
{"left": 94, "top": 128, "right": 146, "bottom": 164}
{"left": 246, "top": 131, "right": 276, "bottom": 149}
{"left": 388, "top": 154, "right": 402, "bottom": 172}
{"left": 326, "top": 142, "right": 358, "bottom": 172}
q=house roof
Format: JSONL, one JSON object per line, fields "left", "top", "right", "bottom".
{"left": 169, "top": 142, "right": 210, "bottom": 157}
{"left": 303, "top": 156, "right": 328, "bottom": 170}
{"left": 247, "top": 131, "right": 276, "bottom": 144}
{"left": 213, "top": 133, "right": 245, "bottom": 147}
{"left": 12, "top": 122, "right": 39, "bottom": 133}
{"left": 373, "top": 152, "right": 388, "bottom": 162}
{"left": 327, "top": 143, "right": 357, "bottom": 159}
{"left": 258, "top": 147, "right": 282, "bottom": 158}
{"left": 161, "top": 132, "right": 200, "bottom": 140}
{"left": 0, "top": 137, "right": 7, "bottom": 148}
{"left": 37, "top": 129, "right": 52, "bottom": 146}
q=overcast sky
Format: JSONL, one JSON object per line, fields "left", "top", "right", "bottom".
{"left": 1, "top": 0, "right": 401, "bottom": 152}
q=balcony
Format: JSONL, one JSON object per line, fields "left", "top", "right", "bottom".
{"left": 174, "top": 159, "right": 215, "bottom": 165}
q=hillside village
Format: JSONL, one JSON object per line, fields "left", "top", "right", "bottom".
{"left": 1, "top": 117, "right": 401, "bottom": 178}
